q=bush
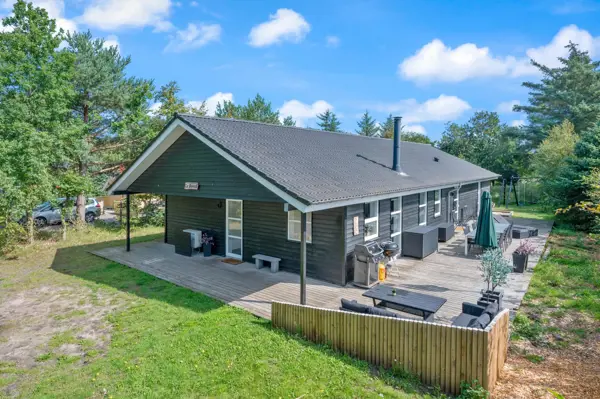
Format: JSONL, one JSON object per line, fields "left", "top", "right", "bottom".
{"left": 555, "top": 202, "right": 600, "bottom": 233}
{"left": 135, "top": 202, "right": 165, "bottom": 227}
{"left": 0, "top": 222, "right": 26, "bottom": 256}
{"left": 458, "top": 380, "right": 489, "bottom": 399}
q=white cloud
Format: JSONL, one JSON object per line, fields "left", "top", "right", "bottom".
{"left": 1, "top": 0, "right": 77, "bottom": 32}
{"left": 102, "top": 34, "right": 119, "bottom": 50}
{"left": 369, "top": 95, "right": 471, "bottom": 123}
{"left": 399, "top": 25, "right": 600, "bottom": 82}
{"left": 164, "top": 23, "right": 221, "bottom": 53}
{"left": 404, "top": 124, "right": 427, "bottom": 134}
{"left": 248, "top": 8, "right": 310, "bottom": 47}
{"left": 190, "top": 1, "right": 198, "bottom": 6}
{"left": 279, "top": 99, "right": 333, "bottom": 127}
{"left": 511, "top": 119, "right": 526, "bottom": 127}
{"left": 78, "top": 0, "right": 172, "bottom": 32}
{"left": 496, "top": 100, "right": 520, "bottom": 113}
{"left": 149, "top": 102, "right": 162, "bottom": 115}
{"left": 326, "top": 35, "right": 340, "bottom": 48}
{"left": 199, "top": 92, "right": 234, "bottom": 116}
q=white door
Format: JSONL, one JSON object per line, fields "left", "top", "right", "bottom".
{"left": 226, "top": 199, "right": 243, "bottom": 259}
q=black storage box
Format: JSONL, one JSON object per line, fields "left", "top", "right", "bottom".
{"left": 402, "top": 225, "right": 439, "bottom": 259}
{"left": 174, "top": 230, "right": 193, "bottom": 257}
{"left": 437, "top": 222, "right": 454, "bottom": 242}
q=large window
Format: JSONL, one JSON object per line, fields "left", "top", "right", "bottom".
{"left": 390, "top": 197, "right": 402, "bottom": 247}
{"left": 364, "top": 201, "right": 379, "bottom": 241}
{"left": 288, "top": 211, "right": 312, "bottom": 243}
{"left": 418, "top": 192, "right": 427, "bottom": 226}
{"left": 434, "top": 189, "right": 441, "bottom": 217}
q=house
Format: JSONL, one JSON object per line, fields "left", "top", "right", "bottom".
{"left": 108, "top": 114, "right": 498, "bottom": 290}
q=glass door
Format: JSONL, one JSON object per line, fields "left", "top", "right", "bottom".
{"left": 226, "top": 199, "right": 243, "bottom": 259}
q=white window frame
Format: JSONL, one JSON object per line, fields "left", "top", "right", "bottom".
{"left": 434, "top": 189, "right": 441, "bottom": 217}
{"left": 454, "top": 193, "right": 459, "bottom": 222}
{"left": 390, "top": 197, "right": 402, "bottom": 241}
{"left": 226, "top": 199, "right": 243, "bottom": 259}
{"left": 418, "top": 192, "right": 427, "bottom": 226}
{"left": 287, "top": 210, "right": 312, "bottom": 243}
{"left": 364, "top": 201, "right": 379, "bottom": 241}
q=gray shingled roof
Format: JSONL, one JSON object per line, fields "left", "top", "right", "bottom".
{"left": 178, "top": 114, "right": 499, "bottom": 206}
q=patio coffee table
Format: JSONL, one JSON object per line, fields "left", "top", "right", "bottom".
{"left": 362, "top": 284, "right": 447, "bottom": 322}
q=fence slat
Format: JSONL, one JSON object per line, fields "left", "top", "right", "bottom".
{"left": 271, "top": 303, "right": 509, "bottom": 395}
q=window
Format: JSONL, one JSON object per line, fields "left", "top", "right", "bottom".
{"left": 288, "top": 211, "right": 312, "bottom": 243}
{"left": 364, "top": 201, "right": 379, "bottom": 241}
{"left": 390, "top": 197, "right": 402, "bottom": 247}
{"left": 418, "top": 192, "right": 427, "bottom": 226}
{"left": 434, "top": 189, "right": 441, "bottom": 217}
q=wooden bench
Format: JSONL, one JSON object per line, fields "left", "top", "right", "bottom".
{"left": 252, "top": 254, "right": 281, "bottom": 273}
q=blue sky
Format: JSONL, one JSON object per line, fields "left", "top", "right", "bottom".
{"left": 2, "top": 0, "right": 600, "bottom": 139}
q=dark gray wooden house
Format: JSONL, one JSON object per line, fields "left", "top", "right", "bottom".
{"left": 109, "top": 114, "right": 498, "bottom": 292}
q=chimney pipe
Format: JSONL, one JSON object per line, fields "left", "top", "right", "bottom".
{"left": 393, "top": 116, "right": 402, "bottom": 173}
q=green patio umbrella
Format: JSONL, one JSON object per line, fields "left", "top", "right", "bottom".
{"left": 474, "top": 191, "right": 498, "bottom": 248}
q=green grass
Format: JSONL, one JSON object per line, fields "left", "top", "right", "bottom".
{"left": 0, "top": 225, "right": 440, "bottom": 398}
{"left": 511, "top": 228, "right": 600, "bottom": 348}
{"left": 494, "top": 204, "right": 555, "bottom": 221}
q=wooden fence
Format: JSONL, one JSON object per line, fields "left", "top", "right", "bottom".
{"left": 272, "top": 302, "right": 509, "bottom": 395}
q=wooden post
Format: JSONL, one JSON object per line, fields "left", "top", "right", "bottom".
{"left": 164, "top": 195, "right": 168, "bottom": 243}
{"left": 126, "top": 193, "right": 131, "bottom": 252}
{"left": 300, "top": 212, "right": 307, "bottom": 305}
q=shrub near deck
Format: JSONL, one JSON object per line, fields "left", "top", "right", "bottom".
{"left": 0, "top": 227, "right": 438, "bottom": 398}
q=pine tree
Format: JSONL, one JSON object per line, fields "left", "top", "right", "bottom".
{"left": 380, "top": 114, "right": 394, "bottom": 139}
{"left": 152, "top": 81, "right": 207, "bottom": 120}
{"left": 355, "top": 110, "right": 379, "bottom": 136}
{"left": 316, "top": 109, "right": 341, "bottom": 132}
{"left": 402, "top": 131, "right": 433, "bottom": 145}
{"left": 282, "top": 115, "right": 296, "bottom": 126}
{"left": 515, "top": 43, "right": 600, "bottom": 147}
{"left": 214, "top": 94, "right": 281, "bottom": 124}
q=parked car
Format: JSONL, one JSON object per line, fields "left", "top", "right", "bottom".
{"left": 24, "top": 198, "right": 101, "bottom": 227}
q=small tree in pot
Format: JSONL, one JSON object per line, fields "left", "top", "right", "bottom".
{"left": 478, "top": 248, "right": 512, "bottom": 308}
{"left": 513, "top": 239, "right": 535, "bottom": 273}
{"left": 201, "top": 233, "right": 214, "bottom": 257}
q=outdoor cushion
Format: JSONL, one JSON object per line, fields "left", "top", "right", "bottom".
{"left": 340, "top": 299, "right": 369, "bottom": 314}
{"left": 367, "top": 306, "right": 401, "bottom": 318}
{"left": 452, "top": 313, "right": 477, "bottom": 327}
{"left": 483, "top": 302, "right": 499, "bottom": 318}
{"left": 475, "top": 312, "right": 491, "bottom": 328}
{"left": 467, "top": 317, "right": 482, "bottom": 328}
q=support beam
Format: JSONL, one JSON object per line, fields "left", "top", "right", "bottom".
{"left": 300, "top": 212, "right": 307, "bottom": 305}
{"left": 126, "top": 193, "right": 131, "bottom": 252}
{"left": 164, "top": 195, "right": 168, "bottom": 243}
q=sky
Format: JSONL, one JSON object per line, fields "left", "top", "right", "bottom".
{"left": 2, "top": 0, "right": 600, "bottom": 139}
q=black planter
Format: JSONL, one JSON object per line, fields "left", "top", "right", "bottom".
{"left": 203, "top": 244, "right": 212, "bottom": 257}
{"left": 478, "top": 289, "right": 503, "bottom": 309}
{"left": 512, "top": 252, "right": 528, "bottom": 273}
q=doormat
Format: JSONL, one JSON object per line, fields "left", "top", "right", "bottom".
{"left": 222, "top": 258, "right": 244, "bottom": 265}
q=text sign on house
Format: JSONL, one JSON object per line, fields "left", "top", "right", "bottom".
{"left": 184, "top": 182, "right": 200, "bottom": 190}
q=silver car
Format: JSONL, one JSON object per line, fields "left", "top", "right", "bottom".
{"left": 31, "top": 198, "right": 101, "bottom": 227}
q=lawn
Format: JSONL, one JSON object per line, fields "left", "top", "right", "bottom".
{"left": 0, "top": 225, "right": 439, "bottom": 398}
{"left": 494, "top": 228, "right": 600, "bottom": 398}
{"left": 493, "top": 204, "right": 555, "bottom": 221}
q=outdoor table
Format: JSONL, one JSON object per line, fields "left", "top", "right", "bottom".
{"left": 362, "top": 284, "right": 447, "bottom": 321}
{"left": 464, "top": 222, "right": 510, "bottom": 255}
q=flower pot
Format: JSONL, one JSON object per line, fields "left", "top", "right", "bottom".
{"left": 203, "top": 244, "right": 212, "bottom": 257}
{"left": 512, "top": 252, "right": 528, "bottom": 273}
{"left": 478, "top": 289, "right": 503, "bottom": 309}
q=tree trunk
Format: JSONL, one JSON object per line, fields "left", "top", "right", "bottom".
{"left": 513, "top": 183, "right": 520, "bottom": 206}
{"left": 76, "top": 103, "right": 89, "bottom": 224}
{"left": 61, "top": 214, "right": 67, "bottom": 241}
{"left": 27, "top": 212, "right": 34, "bottom": 245}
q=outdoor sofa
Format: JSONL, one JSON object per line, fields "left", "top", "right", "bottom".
{"left": 340, "top": 299, "right": 408, "bottom": 320}
{"left": 452, "top": 302, "right": 499, "bottom": 329}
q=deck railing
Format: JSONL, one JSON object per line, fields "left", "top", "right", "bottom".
{"left": 271, "top": 302, "right": 509, "bottom": 395}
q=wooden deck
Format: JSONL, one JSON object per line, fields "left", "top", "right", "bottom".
{"left": 91, "top": 218, "right": 552, "bottom": 324}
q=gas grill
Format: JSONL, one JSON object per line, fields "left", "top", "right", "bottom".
{"left": 353, "top": 241, "right": 384, "bottom": 288}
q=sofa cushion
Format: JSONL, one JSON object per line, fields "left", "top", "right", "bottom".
{"left": 467, "top": 317, "right": 482, "bottom": 328}
{"left": 475, "top": 312, "right": 491, "bottom": 328}
{"left": 340, "top": 299, "right": 369, "bottom": 314}
{"left": 367, "top": 306, "right": 400, "bottom": 318}
{"left": 453, "top": 313, "right": 477, "bottom": 327}
{"left": 483, "top": 302, "right": 499, "bottom": 318}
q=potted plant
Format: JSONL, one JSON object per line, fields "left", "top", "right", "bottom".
{"left": 478, "top": 248, "right": 512, "bottom": 308}
{"left": 201, "top": 233, "right": 214, "bottom": 257}
{"left": 513, "top": 239, "right": 535, "bottom": 273}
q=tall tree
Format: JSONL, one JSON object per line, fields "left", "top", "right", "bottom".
{"left": 0, "top": 0, "right": 76, "bottom": 242}
{"left": 215, "top": 94, "right": 281, "bottom": 124}
{"left": 401, "top": 131, "right": 433, "bottom": 145}
{"left": 152, "top": 81, "right": 206, "bottom": 121}
{"left": 316, "top": 109, "right": 341, "bottom": 132}
{"left": 560, "top": 123, "right": 600, "bottom": 203}
{"left": 282, "top": 115, "right": 296, "bottom": 126}
{"left": 514, "top": 43, "right": 600, "bottom": 147}
{"left": 380, "top": 114, "right": 394, "bottom": 139}
{"left": 355, "top": 110, "right": 379, "bottom": 136}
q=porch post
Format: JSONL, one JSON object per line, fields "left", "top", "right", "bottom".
{"left": 126, "top": 192, "right": 131, "bottom": 252}
{"left": 300, "top": 212, "right": 307, "bottom": 305}
{"left": 164, "top": 195, "right": 168, "bottom": 243}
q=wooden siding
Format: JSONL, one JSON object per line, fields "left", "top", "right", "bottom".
{"left": 128, "top": 132, "right": 283, "bottom": 202}
{"left": 481, "top": 180, "right": 491, "bottom": 193}
{"left": 166, "top": 196, "right": 226, "bottom": 255}
{"left": 243, "top": 201, "right": 346, "bottom": 285}
{"left": 426, "top": 190, "right": 445, "bottom": 226}
{"left": 272, "top": 302, "right": 510, "bottom": 395}
{"left": 459, "top": 183, "right": 479, "bottom": 222}
{"left": 402, "top": 194, "right": 419, "bottom": 230}
{"left": 344, "top": 204, "right": 365, "bottom": 284}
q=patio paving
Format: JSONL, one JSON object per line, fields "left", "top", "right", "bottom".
{"left": 91, "top": 217, "right": 553, "bottom": 324}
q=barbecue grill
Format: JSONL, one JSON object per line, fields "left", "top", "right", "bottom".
{"left": 353, "top": 241, "right": 384, "bottom": 288}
